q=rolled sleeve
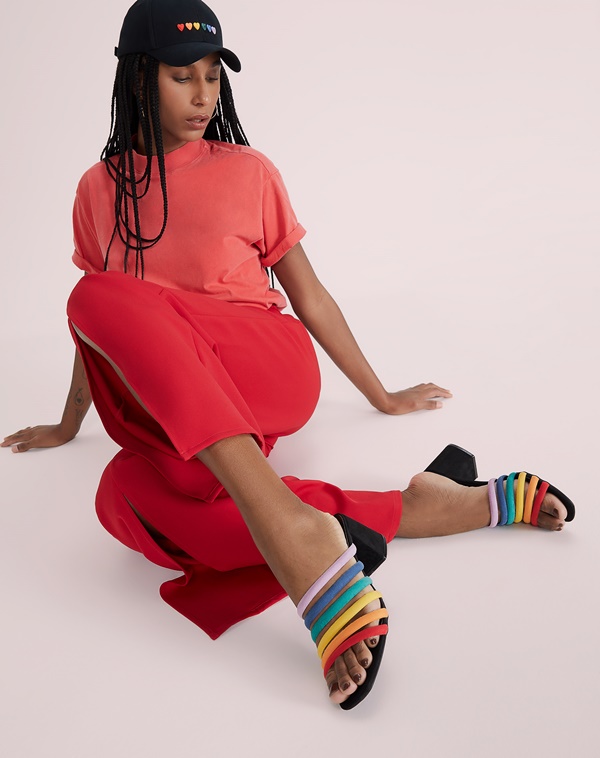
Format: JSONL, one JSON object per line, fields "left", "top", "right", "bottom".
{"left": 258, "top": 170, "right": 306, "bottom": 267}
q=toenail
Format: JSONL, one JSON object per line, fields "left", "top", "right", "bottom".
{"left": 361, "top": 658, "right": 369, "bottom": 667}
{"left": 553, "top": 508, "right": 559, "bottom": 517}
{"left": 352, "top": 673, "right": 361, "bottom": 684}
{"left": 329, "top": 682, "right": 339, "bottom": 695}
{"left": 341, "top": 681, "right": 351, "bottom": 691}
{"left": 369, "top": 638, "right": 378, "bottom": 646}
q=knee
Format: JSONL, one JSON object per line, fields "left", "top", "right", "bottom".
{"left": 67, "top": 271, "right": 156, "bottom": 330}
{"left": 68, "top": 272, "right": 121, "bottom": 320}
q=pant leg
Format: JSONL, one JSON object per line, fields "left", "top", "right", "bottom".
{"left": 67, "top": 271, "right": 320, "bottom": 501}
{"left": 69, "top": 272, "right": 402, "bottom": 638}
{"left": 97, "top": 450, "right": 402, "bottom": 639}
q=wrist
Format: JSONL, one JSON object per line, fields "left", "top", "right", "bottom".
{"left": 368, "top": 389, "right": 392, "bottom": 414}
{"left": 58, "top": 417, "right": 80, "bottom": 440}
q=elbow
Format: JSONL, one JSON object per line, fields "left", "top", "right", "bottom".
{"left": 290, "top": 284, "right": 329, "bottom": 324}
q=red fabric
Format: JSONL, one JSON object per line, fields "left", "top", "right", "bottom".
{"left": 67, "top": 272, "right": 402, "bottom": 638}
{"left": 71, "top": 138, "right": 305, "bottom": 310}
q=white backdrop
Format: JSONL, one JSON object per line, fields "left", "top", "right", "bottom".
{"left": 1, "top": 1, "right": 599, "bottom": 756}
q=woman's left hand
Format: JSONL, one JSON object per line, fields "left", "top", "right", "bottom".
{"left": 374, "top": 383, "right": 453, "bottom": 415}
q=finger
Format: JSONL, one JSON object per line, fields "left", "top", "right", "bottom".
{"left": 413, "top": 384, "right": 452, "bottom": 395}
{"left": 4, "top": 432, "right": 36, "bottom": 448}
{"left": 2, "top": 428, "right": 32, "bottom": 444}
{"left": 422, "top": 385, "right": 453, "bottom": 397}
{"left": 424, "top": 400, "right": 444, "bottom": 410}
{"left": 11, "top": 440, "right": 33, "bottom": 453}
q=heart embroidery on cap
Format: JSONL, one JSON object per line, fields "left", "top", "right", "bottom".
{"left": 176, "top": 21, "right": 217, "bottom": 35}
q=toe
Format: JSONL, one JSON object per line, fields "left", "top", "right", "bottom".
{"left": 327, "top": 654, "right": 357, "bottom": 703}
{"left": 325, "top": 668, "right": 339, "bottom": 698}
{"left": 343, "top": 647, "right": 367, "bottom": 686}
{"left": 334, "top": 651, "right": 356, "bottom": 695}
{"left": 352, "top": 639, "right": 373, "bottom": 669}
{"left": 540, "top": 493, "right": 568, "bottom": 522}
{"left": 536, "top": 510, "right": 563, "bottom": 531}
{"left": 536, "top": 493, "right": 567, "bottom": 530}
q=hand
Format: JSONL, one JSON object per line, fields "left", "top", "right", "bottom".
{"left": 1, "top": 424, "right": 76, "bottom": 453}
{"left": 375, "top": 383, "right": 453, "bottom": 415}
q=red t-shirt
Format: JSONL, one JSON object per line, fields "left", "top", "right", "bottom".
{"left": 72, "top": 138, "right": 306, "bottom": 310}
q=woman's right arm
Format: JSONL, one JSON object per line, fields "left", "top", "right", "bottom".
{"left": 2, "top": 348, "right": 92, "bottom": 453}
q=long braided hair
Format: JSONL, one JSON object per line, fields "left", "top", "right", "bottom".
{"left": 101, "top": 54, "right": 249, "bottom": 278}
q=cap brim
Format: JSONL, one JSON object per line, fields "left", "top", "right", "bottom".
{"left": 150, "top": 43, "right": 241, "bottom": 72}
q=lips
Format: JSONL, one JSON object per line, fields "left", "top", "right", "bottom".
{"left": 186, "top": 115, "right": 209, "bottom": 125}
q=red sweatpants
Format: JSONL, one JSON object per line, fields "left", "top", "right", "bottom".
{"left": 67, "top": 272, "right": 402, "bottom": 639}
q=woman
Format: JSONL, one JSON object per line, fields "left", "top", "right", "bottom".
{"left": 1, "top": 0, "right": 574, "bottom": 709}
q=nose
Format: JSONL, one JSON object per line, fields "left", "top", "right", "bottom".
{"left": 192, "top": 82, "right": 211, "bottom": 108}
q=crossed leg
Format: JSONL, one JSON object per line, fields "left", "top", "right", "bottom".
{"left": 71, "top": 323, "right": 387, "bottom": 704}
{"left": 71, "top": 324, "right": 569, "bottom": 706}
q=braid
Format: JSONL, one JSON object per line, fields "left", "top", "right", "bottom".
{"left": 100, "top": 56, "right": 262, "bottom": 281}
{"left": 203, "top": 68, "right": 249, "bottom": 146}
{"left": 101, "top": 54, "right": 166, "bottom": 276}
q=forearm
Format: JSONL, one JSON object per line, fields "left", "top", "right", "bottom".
{"left": 294, "top": 288, "right": 390, "bottom": 411}
{"left": 59, "top": 349, "right": 92, "bottom": 438}
{"left": 273, "top": 243, "right": 451, "bottom": 417}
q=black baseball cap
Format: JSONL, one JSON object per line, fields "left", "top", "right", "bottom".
{"left": 115, "top": 0, "right": 241, "bottom": 72}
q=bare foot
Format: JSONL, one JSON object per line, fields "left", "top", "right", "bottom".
{"left": 397, "top": 472, "right": 568, "bottom": 538}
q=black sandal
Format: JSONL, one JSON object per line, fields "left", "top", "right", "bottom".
{"left": 297, "top": 513, "right": 389, "bottom": 710}
{"left": 425, "top": 444, "right": 575, "bottom": 525}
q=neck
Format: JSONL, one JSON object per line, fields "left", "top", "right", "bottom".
{"left": 135, "top": 125, "right": 187, "bottom": 156}
{"left": 135, "top": 125, "right": 157, "bottom": 156}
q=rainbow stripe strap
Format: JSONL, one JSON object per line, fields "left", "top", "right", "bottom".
{"left": 505, "top": 472, "right": 517, "bottom": 524}
{"left": 531, "top": 480, "right": 549, "bottom": 527}
{"left": 489, "top": 471, "right": 552, "bottom": 529}
{"left": 297, "top": 541, "right": 390, "bottom": 680}
{"left": 311, "top": 576, "right": 373, "bottom": 642}
{"left": 496, "top": 475, "right": 508, "bottom": 525}
{"left": 297, "top": 544, "right": 357, "bottom": 618}
{"left": 304, "top": 561, "right": 364, "bottom": 630}
{"left": 515, "top": 472, "right": 526, "bottom": 522}
{"left": 523, "top": 475, "right": 539, "bottom": 524}
{"left": 488, "top": 479, "right": 499, "bottom": 527}
{"left": 317, "top": 590, "right": 382, "bottom": 658}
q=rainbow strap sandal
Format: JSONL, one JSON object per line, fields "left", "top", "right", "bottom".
{"left": 426, "top": 444, "right": 576, "bottom": 525}
{"left": 486, "top": 471, "right": 575, "bottom": 526}
{"left": 297, "top": 513, "right": 389, "bottom": 711}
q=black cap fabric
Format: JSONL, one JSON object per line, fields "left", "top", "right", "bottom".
{"left": 116, "top": 0, "right": 241, "bottom": 72}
